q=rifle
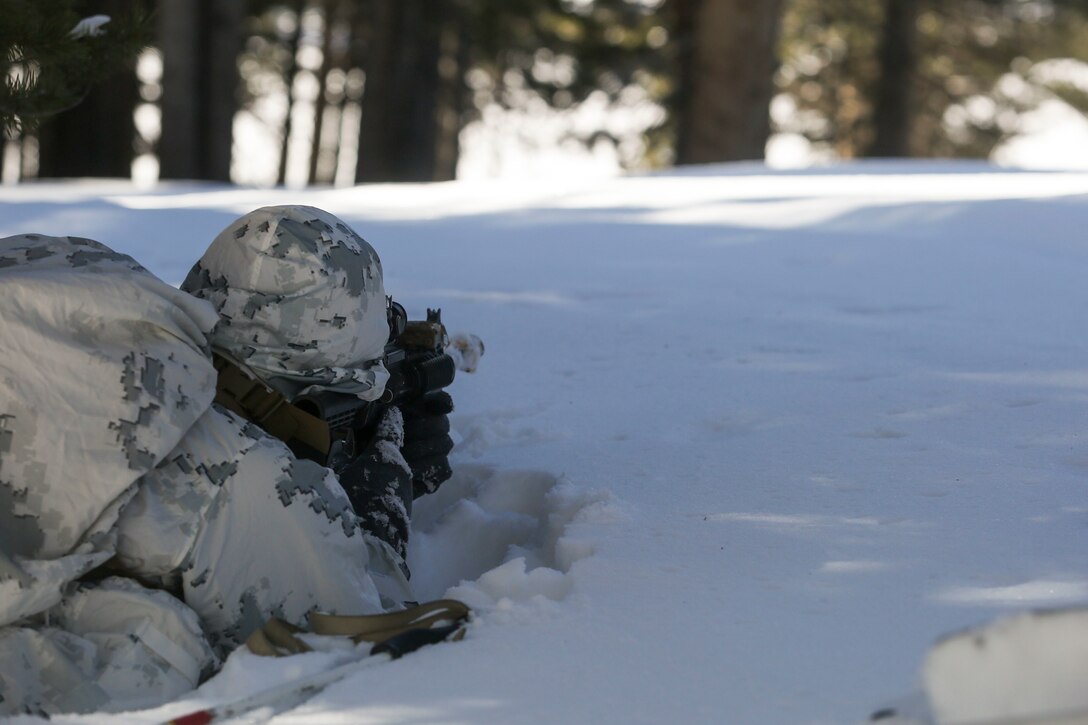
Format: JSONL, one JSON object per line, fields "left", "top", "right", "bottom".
{"left": 212, "top": 299, "right": 456, "bottom": 472}
{"left": 293, "top": 301, "right": 456, "bottom": 474}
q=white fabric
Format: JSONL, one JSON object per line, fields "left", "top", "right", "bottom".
{"left": 0, "top": 578, "right": 215, "bottom": 715}
{"left": 0, "top": 234, "right": 218, "bottom": 628}
{"left": 160, "top": 405, "right": 409, "bottom": 653}
{"left": 0, "top": 231, "right": 412, "bottom": 716}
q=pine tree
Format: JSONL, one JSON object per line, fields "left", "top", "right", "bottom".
{"left": 672, "top": 0, "right": 785, "bottom": 163}
{"left": 0, "top": 0, "right": 149, "bottom": 134}
{"left": 468, "top": 0, "right": 674, "bottom": 169}
{"left": 776, "top": 0, "right": 1088, "bottom": 160}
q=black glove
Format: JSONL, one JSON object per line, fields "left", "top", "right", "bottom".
{"left": 400, "top": 390, "right": 455, "bottom": 498}
{"left": 338, "top": 407, "right": 412, "bottom": 559}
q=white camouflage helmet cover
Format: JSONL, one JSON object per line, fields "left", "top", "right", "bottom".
{"left": 181, "top": 206, "right": 390, "bottom": 401}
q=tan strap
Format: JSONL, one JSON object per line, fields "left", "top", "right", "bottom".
{"left": 246, "top": 599, "right": 471, "bottom": 657}
{"left": 245, "top": 618, "right": 313, "bottom": 657}
{"left": 212, "top": 352, "right": 332, "bottom": 458}
{"left": 309, "top": 599, "right": 471, "bottom": 644}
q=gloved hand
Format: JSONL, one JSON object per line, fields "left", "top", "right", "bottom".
{"left": 400, "top": 390, "right": 455, "bottom": 498}
{"left": 338, "top": 407, "right": 412, "bottom": 559}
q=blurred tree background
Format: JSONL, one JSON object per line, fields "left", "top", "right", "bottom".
{"left": 775, "top": 0, "right": 1088, "bottom": 160}
{"left": 3, "top": 0, "right": 1087, "bottom": 185}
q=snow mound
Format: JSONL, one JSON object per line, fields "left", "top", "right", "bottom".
{"left": 407, "top": 464, "right": 616, "bottom": 620}
{"left": 453, "top": 407, "right": 568, "bottom": 457}
{"left": 924, "top": 608, "right": 1088, "bottom": 724}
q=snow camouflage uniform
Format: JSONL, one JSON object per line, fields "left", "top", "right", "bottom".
{"left": 180, "top": 205, "right": 417, "bottom": 554}
{"left": 0, "top": 210, "right": 412, "bottom": 716}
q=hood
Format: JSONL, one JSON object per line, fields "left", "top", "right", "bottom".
{"left": 0, "top": 234, "right": 219, "bottom": 561}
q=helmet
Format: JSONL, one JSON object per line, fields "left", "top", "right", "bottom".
{"left": 181, "top": 206, "right": 390, "bottom": 401}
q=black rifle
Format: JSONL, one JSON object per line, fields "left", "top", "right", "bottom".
{"left": 291, "top": 302, "right": 456, "bottom": 474}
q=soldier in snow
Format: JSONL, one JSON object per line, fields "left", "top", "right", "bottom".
{"left": 0, "top": 206, "right": 455, "bottom": 715}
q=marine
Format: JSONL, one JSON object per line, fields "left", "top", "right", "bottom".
{"left": 0, "top": 206, "right": 455, "bottom": 715}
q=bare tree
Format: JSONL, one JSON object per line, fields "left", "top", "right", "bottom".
{"left": 866, "top": 0, "right": 920, "bottom": 157}
{"left": 674, "top": 0, "right": 785, "bottom": 164}
{"left": 308, "top": 0, "right": 337, "bottom": 184}
{"left": 36, "top": 67, "right": 138, "bottom": 178}
{"left": 275, "top": 0, "right": 306, "bottom": 186}
{"left": 33, "top": 0, "right": 147, "bottom": 178}
{"left": 353, "top": 0, "right": 464, "bottom": 182}
{"left": 158, "top": 0, "right": 243, "bottom": 181}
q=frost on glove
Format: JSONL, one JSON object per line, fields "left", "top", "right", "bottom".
{"left": 337, "top": 407, "right": 413, "bottom": 560}
{"left": 401, "top": 390, "right": 455, "bottom": 498}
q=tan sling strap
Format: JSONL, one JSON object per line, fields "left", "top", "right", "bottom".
{"left": 212, "top": 351, "right": 332, "bottom": 458}
{"left": 245, "top": 599, "right": 472, "bottom": 657}
{"left": 309, "top": 599, "right": 471, "bottom": 643}
{"left": 245, "top": 618, "right": 313, "bottom": 657}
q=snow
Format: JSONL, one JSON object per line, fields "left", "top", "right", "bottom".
{"left": 991, "top": 59, "right": 1088, "bottom": 172}
{"left": 993, "top": 98, "right": 1088, "bottom": 170}
{"left": 2, "top": 160, "right": 1087, "bottom": 723}
{"left": 923, "top": 609, "right": 1088, "bottom": 723}
{"left": 68, "top": 15, "right": 111, "bottom": 39}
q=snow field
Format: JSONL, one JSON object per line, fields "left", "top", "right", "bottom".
{"left": 3, "top": 162, "right": 1087, "bottom": 724}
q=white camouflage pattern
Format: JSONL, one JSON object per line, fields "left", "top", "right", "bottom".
{"left": 0, "top": 228, "right": 410, "bottom": 717}
{"left": 0, "top": 234, "right": 219, "bottom": 621}
{"left": 181, "top": 205, "right": 391, "bottom": 402}
{"left": 0, "top": 577, "right": 215, "bottom": 715}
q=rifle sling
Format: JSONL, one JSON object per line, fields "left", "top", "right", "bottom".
{"left": 246, "top": 600, "right": 472, "bottom": 657}
{"left": 212, "top": 353, "right": 331, "bottom": 459}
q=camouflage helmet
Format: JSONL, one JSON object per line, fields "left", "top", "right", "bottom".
{"left": 181, "top": 206, "right": 390, "bottom": 401}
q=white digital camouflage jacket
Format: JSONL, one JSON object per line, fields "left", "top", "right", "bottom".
{"left": 0, "top": 213, "right": 410, "bottom": 716}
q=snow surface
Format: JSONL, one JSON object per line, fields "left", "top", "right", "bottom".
{"left": 2, "top": 161, "right": 1087, "bottom": 724}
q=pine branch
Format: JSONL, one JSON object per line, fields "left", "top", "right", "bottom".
{"left": 0, "top": 0, "right": 151, "bottom": 134}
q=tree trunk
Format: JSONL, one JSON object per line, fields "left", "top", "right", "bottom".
{"left": 308, "top": 1, "right": 336, "bottom": 185}
{"left": 432, "top": 4, "right": 468, "bottom": 182}
{"left": 36, "top": 0, "right": 141, "bottom": 178}
{"left": 34, "top": 69, "right": 138, "bottom": 178}
{"left": 354, "top": 0, "right": 448, "bottom": 183}
{"left": 277, "top": 2, "right": 305, "bottom": 186}
{"left": 866, "top": 0, "right": 919, "bottom": 158}
{"left": 158, "top": 0, "right": 242, "bottom": 181}
{"left": 674, "top": 0, "right": 784, "bottom": 164}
